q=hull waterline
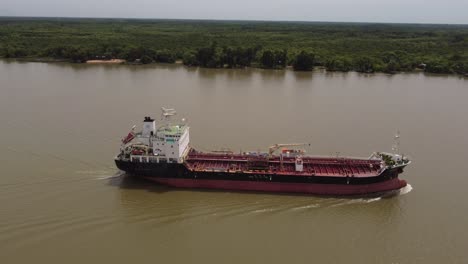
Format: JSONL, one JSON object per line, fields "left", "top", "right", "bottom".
{"left": 142, "top": 176, "right": 407, "bottom": 196}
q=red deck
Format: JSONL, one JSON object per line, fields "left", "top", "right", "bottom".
{"left": 185, "top": 150, "right": 383, "bottom": 178}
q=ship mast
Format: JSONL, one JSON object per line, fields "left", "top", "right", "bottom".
{"left": 392, "top": 130, "right": 400, "bottom": 155}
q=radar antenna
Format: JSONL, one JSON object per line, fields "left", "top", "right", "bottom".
{"left": 161, "top": 107, "right": 177, "bottom": 121}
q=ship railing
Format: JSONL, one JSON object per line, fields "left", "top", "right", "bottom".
{"left": 188, "top": 152, "right": 380, "bottom": 164}
{"left": 130, "top": 155, "right": 169, "bottom": 163}
{"left": 186, "top": 157, "right": 381, "bottom": 170}
{"left": 268, "top": 158, "right": 381, "bottom": 166}
{"left": 188, "top": 156, "right": 250, "bottom": 162}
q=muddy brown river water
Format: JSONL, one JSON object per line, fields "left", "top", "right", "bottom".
{"left": 1, "top": 60, "right": 467, "bottom": 263}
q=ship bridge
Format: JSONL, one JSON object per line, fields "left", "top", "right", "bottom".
{"left": 120, "top": 108, "right": 191, "bottom": 164}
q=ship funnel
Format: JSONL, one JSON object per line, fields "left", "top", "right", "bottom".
{"left": 142, "top": 116, "right": 156, "bottom": 137}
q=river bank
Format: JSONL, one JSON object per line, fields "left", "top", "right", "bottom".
{"left": 86, "top": 59, "right": 126, "bottom": 64}
{"left": 3, "top": 58, "right": 467, "bottom": 77}
{"left": 2, "top": 18, "right": 467, "bottom": 75}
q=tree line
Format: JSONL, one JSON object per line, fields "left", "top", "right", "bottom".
{"left": 2, "top": 42, "right": 467, "bottom": 74}
{"left": 1, "top": 18, "right": 467, "bottom": 75}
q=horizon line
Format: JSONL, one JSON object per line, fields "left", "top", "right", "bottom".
{"left": 1, "top": 15, "right": 468, "bottom": 26}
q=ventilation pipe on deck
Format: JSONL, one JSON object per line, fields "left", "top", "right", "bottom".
{"left": 295, "top": 156, "right": 304, "bottom": 172}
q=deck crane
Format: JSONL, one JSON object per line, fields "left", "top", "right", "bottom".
{"left": 268, "top": 143, "right": 311, "bottom": 156}
{"left": 269, "top": 143, "right": 311, "bottom": 171}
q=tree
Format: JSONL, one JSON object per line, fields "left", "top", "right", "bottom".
{"left": 383, "top": 61, "right": 400, "bottom": 74}
{"left": 196, "top": 47, "right": 214, "bottom": 66}
{"left": 325, "top": 57, "right": 353, "bottom": 72}
{"left": 354, "top": 56, "right": 375, "bottom": 73}
{"left": 261, "top": 50, "right": 275, "bottom": 68}
{"left": 44, "top": 46, "right": 66, "bottom": 58}
{"left": 221, "top": 47, "right": 258, "bottom": 68}
{"left": 124, "top": 47, "right": 145, "bottom": 62}
{"left": 425, "top": 59, "right": 452, "bottom": 74}
{"left": 182, "top": 51, "right": 198, "bottom": 66}
{"left": 140, "top": 55, "right": 153, "bottom": 64}
{"left": 381, "top": 52, "right": 400, "bottom": 64}
{"left": 293, "top": 51, "right": 315, "bottom": 71}
{"left": 453, "top": 62, "right": 467, "bottom": 74}
{"left": 242, "top": 47, "right": 259, "bottom": 66}
{"left": 3, "top": 46, "right": 27, "bottom": 58}
{"left": 222, "top": 47, "right": 236, "bottom": 68}
{"left": 274, "top": 49, "right": 288, "bottom": 68}
{"left": 63, "top": 47, "right": 89, "bottom": 63}
{"left": 194, "top": 42, "right": 222, "bottom": 68}
{"left": 261, "top": 49, "right": 287, "bottom": 69}
{"left": 155, "top": 50, "right": 176, "bottom": 63}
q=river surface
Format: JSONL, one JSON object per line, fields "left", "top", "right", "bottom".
{"left": 1, "top": 60, "right": 467, "bottom": 263}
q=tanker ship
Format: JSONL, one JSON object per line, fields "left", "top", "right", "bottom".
{"left": 115, "top": 108, "right": 410, "bottom": 195}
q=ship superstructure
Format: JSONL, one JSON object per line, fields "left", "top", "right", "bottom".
{"left": 115, "top": 108, "right": 410, "bottom": 195}
{"left": 121, "top": 108, "right": 190, "bottom": 164}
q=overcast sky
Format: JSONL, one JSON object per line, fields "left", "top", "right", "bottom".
{"left": 1, "top": 0, "right": 467, "bottom": 24}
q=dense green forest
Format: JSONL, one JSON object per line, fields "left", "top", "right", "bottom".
{"left": 1, "top": 17, "right": 467, "bottom": 74}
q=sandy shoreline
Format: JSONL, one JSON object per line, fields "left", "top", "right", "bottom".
{"left": 86, "top": 59, "right": 126, "bottom": 64}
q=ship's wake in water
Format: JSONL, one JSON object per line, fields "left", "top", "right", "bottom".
{"left": 75, "top": 169, "right": 125, "bottom": 180}
{"left": 95, "top": 174, "right": 123, "bottom": 180}
{"left": 326, "top": 184, "right": 412, "bottom": 207}
{"left": 329, "top": 197, "right": 381, "bottom": 207}
{"left": 290, "top": 204, "right": 321, "bottom": 211}
{"left": 398, "top": 183, "right": 413, "bottom": 195}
